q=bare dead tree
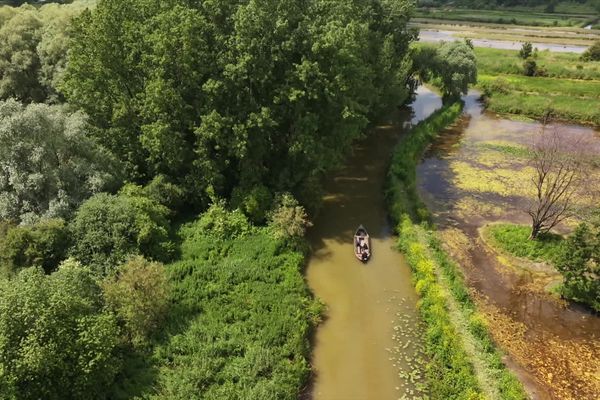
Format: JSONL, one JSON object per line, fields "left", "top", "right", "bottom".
{"left": 527, "top": 125, "right": 590, "bottom": 240}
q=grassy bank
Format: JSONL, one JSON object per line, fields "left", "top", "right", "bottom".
{"left": 115, "top": 209, "right": 320, "bottom": 399}
{"left": 386, "top": 103, "right": 527, "bottom": 399}
{"left": 484, "top": 224, "right": 564, "bottom": 264}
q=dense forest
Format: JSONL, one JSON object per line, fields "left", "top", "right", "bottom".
{"left": 0, "top": 0, "right": 425, "bottom": 398}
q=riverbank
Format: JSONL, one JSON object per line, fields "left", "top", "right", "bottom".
{"left": 386, "top": 103, "right": 527, "bottom": 399}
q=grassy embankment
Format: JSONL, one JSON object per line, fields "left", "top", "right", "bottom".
{"left": 475, "top": 47, "right": 600, "bottom": 125}
{"left": 386, "top": 104, "right": 527, "bottom": 399}
{"left": 483, "top": 224, "right": 564, "bottom": 264}
{"left": 115, "top": 210, "right": 320, "bottom": 399}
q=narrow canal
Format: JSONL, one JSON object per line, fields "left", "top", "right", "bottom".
{"left": 305, "top": 87, "right": 441, "bottom": 400}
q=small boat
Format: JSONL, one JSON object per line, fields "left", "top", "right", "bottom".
{"left": 354, "top": 225, "right": 371, "bottom": 263}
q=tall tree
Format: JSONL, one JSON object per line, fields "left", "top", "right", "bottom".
{"left": 527, "top": 125, "right": 590, "bottom": 239}
{"left": 63, "top": 0, "right": 416, "bottom": 208}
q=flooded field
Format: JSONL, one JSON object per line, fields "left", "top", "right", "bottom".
{"left": 416, "top": 92, "right": 600, "bottom": 399}
{"left": 305, "top": 88, "right": 441, "bottom": 399}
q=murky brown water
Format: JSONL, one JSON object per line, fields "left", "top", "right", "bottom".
{"left": 416, "top": 91, "right": 600, "bottom": 399}
{"left": 305, "top": 87, "right": 442, "bottom": 400}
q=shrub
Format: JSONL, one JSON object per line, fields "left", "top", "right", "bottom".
{"left": 69, "top": 192, "right": 173, "bottom": 275}
{"left": 268, "top": 193, "right": 312, "bottom": 241}
{"left": 0, "top": 264, "right": 121, "bottom": 399}
{"left": 523, "top": 58, "right": 537, "bottom": 76}
{"left": 519, "top": 42, "right": 533, "bottom": 59}
{"left": 231, "top": 184, "right": 273, "bottom": 224}
{"left": 581, "top": 40, "right": 600, "bottom": 62}
{"left": 0, "top": 218, "right": 70, "bottom": 276}
{"left": 556, "top": 223, "right": 600, "bottom": 311}
{"left": 143, "top": 175, "right": 185, "bottom": 211}
{"left": 102, "top": 256, "right": 169, "bottom": 348}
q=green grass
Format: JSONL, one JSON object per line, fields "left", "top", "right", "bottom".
{"left": 112, "top": 214, "right": 320, "bottom": 399}
{"left": 415, "top": 8, "right": 594, "bottom": 28}
{"left": 484, "top": 91, "right": 600, "bottom": 125}
{"left": 467, "top": 47, "right": 600, "bottom": 125}
{"left": 387, "top": 102, "right": 526, "bottom": 399}
{"left": 479, "top": 74, "right": 600, "bottom": 98}
{"left": 478, "top": 143, "right": 531, "bottom": 158}
{"left": 484, "top": 224, "right": 564, "bottom": 263}
{"left": 474, "top": 48, "right": 600, "bottom": 80}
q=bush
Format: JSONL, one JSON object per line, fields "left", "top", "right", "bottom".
{"left": 268, "top": 193, "right": 312, "bottom": 241}
{"left": 231, "top": 184, "right": 273, "bottom": 224}
{"left": 581, "top": 40, "right": 600, "bottom": 62}
{"left": 0, "top": 218, "right": 70, "bottom": 276}
{"left": 143, "top": 175, "right": 185, "bottom": 211}
{"left": 519, "top": 42, "right": 533, "bottom": 59}
{"left": 102, "top": 256, "right": 169, "bottom": 348}
{"left": 556, "top": 223, "right": 600, "bottom": 311}
{"left": 523, "top": 58, "right": 537, "bottom": 76}
{"left": 69, "top": 192, "right": 173, "bottom": 275}
{"left": 0, "top": 264, "right": 122, "bottom": 400}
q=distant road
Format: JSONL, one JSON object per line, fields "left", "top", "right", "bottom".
{"left": 419, "top": 29, "right": 588, "bottom": 53}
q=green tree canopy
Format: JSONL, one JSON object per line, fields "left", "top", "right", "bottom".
{"left": 69, "top": 189, "right": 173, "bottom": 275}
{"left": 0, "top": 263, "right": 121, "bottom": 400}
{"left": 0, "top": 100, "right": 121, "bottom": 223}
{"left": 412, "top": 41, "right": 477, "bottom": 99}
{"left": 0, "top": 2, "right": 91, "bottom": 103}
{"left": 63, "top": 0, "right": 416, "bottom": 208}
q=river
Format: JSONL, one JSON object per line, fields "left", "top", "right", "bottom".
{"left": 305, "top": 87, "right": 441, "bottom": 400}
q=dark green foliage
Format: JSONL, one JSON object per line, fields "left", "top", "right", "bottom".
{"left": 63, "top": 0, "right": 415, "bottom": 205}
{"left": 0, "top": 218, "right": 70, "bottom": 276}
{"left": 387, "top": 102, "right": 464, "bottom": 223}
{"left": 0, "top": 264, "right": 122, "bottom": 400}
{"left": 523, "top": 57, "right": 538, "bottom": 76}
{"left": 581, "top": 40, "right": 600, "bottom": 61}
{"left": 140, "top": 212, "right": 321, "bottom": 399}
{"left": 518, "top": 42, "right": 533, "bottom": 59}
{"left": 69, "top": 190, "right": 173, "bottom": 275}
{"left": 556, "top": 222, "right": 600, "bottom": 311}
{"left": 486, "top": 224, "right": 564, "bottom": 262}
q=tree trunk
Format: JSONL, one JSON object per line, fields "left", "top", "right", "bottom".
{"left": 529, "top": 223, "right": 541, "bottom": 240}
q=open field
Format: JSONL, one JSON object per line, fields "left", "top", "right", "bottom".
{"left": 413, "top": 19, "right": 600, "bottom": 47}
{"left": 415, "top": 8, "right": 597, "bottom": 28}
{"left": 475, "top": 47, "right": 600, "bottom": 79}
